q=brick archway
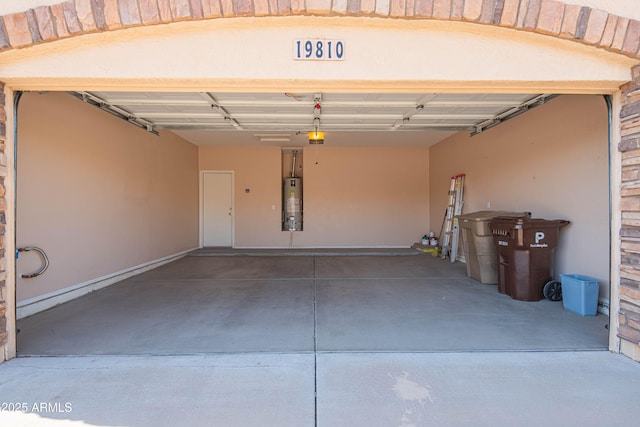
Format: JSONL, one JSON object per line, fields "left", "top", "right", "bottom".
{"left": 0, "top": 0, "right": 638, "bottom": 59}
{"left": 1, "top": 0, "right": 640, "bottom": 361}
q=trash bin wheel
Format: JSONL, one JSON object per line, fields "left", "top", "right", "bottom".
{"left": 543, "top": 280, "right": 562, "bottom": 301}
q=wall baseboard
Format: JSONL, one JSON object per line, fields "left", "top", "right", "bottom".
{"left": 17, "top": 248, "right": 197, "bottom": 319}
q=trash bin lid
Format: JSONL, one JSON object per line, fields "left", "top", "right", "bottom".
{"left": 491, "top": 217, "right": 570, "bottom": 249}
{"left": 456, "top": 211, "right": 531, "bottom": 221}
{"left": 491, "top": 217, "right": 570, "bottom": 229}
{"left": 456, "top": 211, "right": 531, "bottom": 236}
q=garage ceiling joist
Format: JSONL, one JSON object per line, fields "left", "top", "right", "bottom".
{"left": 68, "top": 91, "right": 554, "bottom": 137}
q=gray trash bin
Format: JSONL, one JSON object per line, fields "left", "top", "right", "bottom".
{"left": 456, "top": 211, "right": 530, "bottom": 284}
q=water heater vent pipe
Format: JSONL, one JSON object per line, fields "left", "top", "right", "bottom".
{"left": 290, "top": 150, "right": 298, "bottom": 178}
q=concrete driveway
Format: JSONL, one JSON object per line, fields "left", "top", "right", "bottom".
{"left": 1, "top": 351, "right": 639, "bottom": 426}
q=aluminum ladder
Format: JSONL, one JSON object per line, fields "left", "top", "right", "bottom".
{"left": 441, "top": 174, "right": 465, "bottom": 262}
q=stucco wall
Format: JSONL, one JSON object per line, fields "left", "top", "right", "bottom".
{"left": 430, "top": 95, "right": 610, "bottom": 301}
{"left": 16, "top": 92, "right": 199, "bottom": 303}
{"left": 199, "top": 145, "right": 430, "bottom": 247}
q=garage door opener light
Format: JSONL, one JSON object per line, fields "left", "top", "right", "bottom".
{"left": 308, "top": 130, "right": 325, "bottom": 144}
{"left": 308, "top": 95, "right": 324, "bottom": 144}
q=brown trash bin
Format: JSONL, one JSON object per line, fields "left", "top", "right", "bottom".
{"left": 456, "top": 211, "right": 531, "bottom": 284}
{"left": 490, "top": 217, "right": 570, "bottom": 301}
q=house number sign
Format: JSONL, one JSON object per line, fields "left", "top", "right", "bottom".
{"left": 293, "top": 39, "right": 345, "bottom": 61}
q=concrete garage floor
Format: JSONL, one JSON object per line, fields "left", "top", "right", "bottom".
{"left": 16, "top": 252, "right": 608, "bottom": 354}
{"left": 3, "top": 251, "right": 638, "bottom": 426}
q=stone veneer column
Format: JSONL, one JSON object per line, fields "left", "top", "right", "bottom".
{"left": 619, "top": 64, "right": 640, "bottom": 360}
{"left": 0, "top": 81, "right": 7, "bottom": 361}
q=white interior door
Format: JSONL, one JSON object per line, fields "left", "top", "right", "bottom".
{"left": 202, "top": 172, "right": 233, "bottom": 247}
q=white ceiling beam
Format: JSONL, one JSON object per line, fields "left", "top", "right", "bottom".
{"left": 100, "top": 100, "right": 473, "bottom": 112}
{"left": 93, "top": 98, "right": 208, "bottom": 106}
{"left": 423, "top": 101, "right": 528, "bottom": 108}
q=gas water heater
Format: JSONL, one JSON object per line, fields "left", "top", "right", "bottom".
{"left": 283, "top": 150, "right": 302, "bottom": 231}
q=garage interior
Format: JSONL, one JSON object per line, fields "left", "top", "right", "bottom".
{"left": 12, "top": 89, "right": 612, "bottom": 355}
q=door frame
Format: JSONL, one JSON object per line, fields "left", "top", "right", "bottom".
{"left": 199, "top": 170, "right": 235, "bottom": 248}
